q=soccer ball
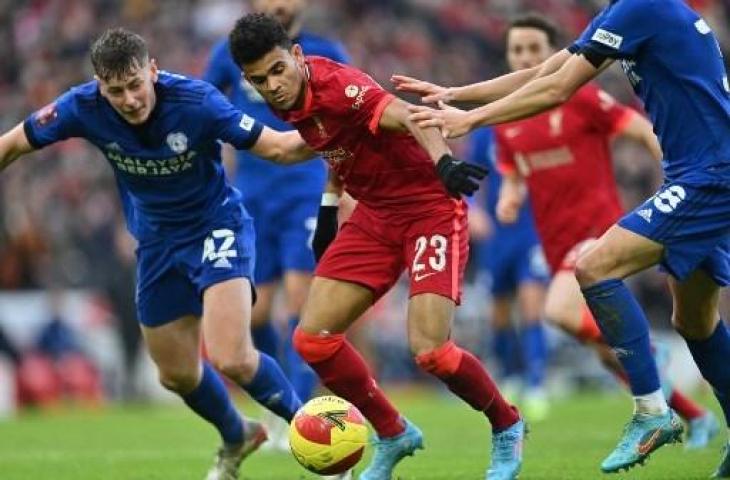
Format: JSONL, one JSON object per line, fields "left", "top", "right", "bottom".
{"left": 289, "top": 395, "right": 368, "bottom": 475}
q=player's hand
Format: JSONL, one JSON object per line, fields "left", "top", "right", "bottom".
{"left": 496, "top": 197, "right": 520, "bottom": 224}
{"left": 436, "top": 154, "right": 488, "bottom": 197}
{"left": 390, "top": 75, "right": 454, "bottom": 104}
{"left": 408, "top": 102, "right": 474, "bottom": 139}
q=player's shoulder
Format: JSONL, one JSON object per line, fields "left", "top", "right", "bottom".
{"left": 298, "top": 32, "right": 347, "bottom": 56}
{"left": 62, "top": 80, "right": 101, "bottom": 111}
{"left": 156, "top": 71, "right": 216, "bottom": 105}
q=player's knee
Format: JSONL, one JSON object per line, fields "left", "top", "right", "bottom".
{"left": 574, "top": 250, "right": 608, "bottom": 287}
{"left": 292, "top": 327, "right": 345, "bottom": 364}
{"left": 208, "top": 351, "right": 259, "bottom": 383}
{"left": 672, "top": 311, "right": 716, "bottom": 340}
{"left": 158, "top": 368, "right": 200, "bottom": 394}
{"left": 414, "top": 341, "right": 463, "bottom": 378}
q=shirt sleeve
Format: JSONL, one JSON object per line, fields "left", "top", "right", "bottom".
{"left": 23, "top": 90, "right": 84, "bottom": 149}
{"left": 328, "top": 66, "right": 395, "bottom": 135}
{"left": 583, "top": 0, "right": 656, "bottom": 59}
{"left": 202, "top": 85, "right": 263, "bottom": 150}
{"left": 574, "top": 84, "right": 635, "bottom": 135}
{"left": 569, "top": 12, "right": 605, "bottom": 53}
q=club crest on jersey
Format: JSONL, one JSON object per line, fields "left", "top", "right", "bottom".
{"left": 35, "top": 103, "right": 58, "bottom": 126}
{"left": 592, "top": 28, "right": 623, "bottom": 50}
{"left": 344, "top": 85, "right": 360, "bottom": 98}
{"left": 166, "top": 132, "right": 188, "bottom": 154}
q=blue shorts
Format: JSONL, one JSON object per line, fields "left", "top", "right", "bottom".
{"left": 244, "top": 194, "right": 318, "bottom": 284}
{"left": 619, "top": 179, "right": 730, "bottom": 286}
{"left": 480, "top": 230, "right": 550, "bottom": 296}
{"left": 135, "top": 217, "right": 256, "bottom": 327}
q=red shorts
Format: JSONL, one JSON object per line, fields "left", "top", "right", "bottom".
{"left": 315, "top": 201, "right": 469, "bottom": 303}
{"left": 557, "top": 238, "right": 599, "bottom": 272}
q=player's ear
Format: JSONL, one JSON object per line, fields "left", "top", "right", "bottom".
{"left": 291, "top": 44, "right": 305, "bottom": 68}
{"left": 149, "top": 58, "right": 159, "bottom": 82}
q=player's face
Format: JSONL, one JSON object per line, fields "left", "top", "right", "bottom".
{"left": 97, "top": 59, "right": 159, "bottom": 125}
{"left": 506, "top": 28, "right": 555, "bottom": 72}
{"left": 242, "top": 45, "right": 306, "bottom": 111}
{"left": 252, "top": 0, "right": 304, "bottom": 32}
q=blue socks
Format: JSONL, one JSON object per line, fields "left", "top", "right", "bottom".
{"left": 243, "top": 352, "right": 302, "bottom": 422}
{"left": 685, "top": 321, "right": 730, "bottom": 426}
{"left": 252, "top": 323, "right": 280, "bottom": 359}
{"left": 493, "top": 327, "right": 520, "bottom": 380}
{"left": 582, "top": 279, "right": 660, "bottom": 395}
{"left": 284, "top": 315, "right": 318, "bottom": 402}
{"left": 182, "top": 362, "right": 244, "bottom": 445}
{"left": 521, "top": 323, "right": 547, "bottom": 390}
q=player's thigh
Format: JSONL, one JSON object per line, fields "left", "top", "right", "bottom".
{"left": 251, "top": 282, "right": 277, "bottom": 328}
{"left": 544, "top": 270, "right": 584, "bottom": 332}
{"left": 202, "top": 277, "right": 256, "bottom": 361}
{"left": 141, "top": 314, "right": 201, "bottom": 392}
{"left": 574, "top": 224, "right": 663, "bottom": 286}
{"left": 668, "top": 269, "right": 722, "bottom": 340}
{"left": 610, "top": 181, "right": 730, "bottom": 286}
{"left": 407, "top": 293, "right": 456, "bottom": 356}
{"left": 177, "top": 218, "right": 258, "bottom": 359}
{"left": 300, "top": 276, "right": 374, "bottom": 334}
{"left": 405, "top": 203, "right": 468, "bottom": 304}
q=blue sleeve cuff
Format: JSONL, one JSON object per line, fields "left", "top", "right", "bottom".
{"left": 23, "top": 119, "right": 43, "bottom": 149}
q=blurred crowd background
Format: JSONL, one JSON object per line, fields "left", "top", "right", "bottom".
{"left": 0, "top": 0, "right": 728, "bottom": 409}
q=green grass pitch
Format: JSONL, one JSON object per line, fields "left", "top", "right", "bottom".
{"left": 0, "top": 388, "right": 723, "bottom": 479}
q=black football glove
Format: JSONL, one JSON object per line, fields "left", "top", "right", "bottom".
{"left": 312, "top": 205, "right": 339, "bottom": 262}
{"left": 436, "top": 154, "right": 489, "bottom": 197}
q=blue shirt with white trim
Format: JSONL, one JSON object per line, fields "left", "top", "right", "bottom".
{"left": 24, "top": 71, "right": 264, "bottom": 245}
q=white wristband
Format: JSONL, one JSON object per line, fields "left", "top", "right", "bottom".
{"left": 321, "top": 193, "right": 340, "bottom": 207}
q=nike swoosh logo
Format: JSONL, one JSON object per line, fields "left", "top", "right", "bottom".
{"left": 414, "top": 272, "right": 437, "bottom": 282}
{"left": 637, "top": 428, "right": 663, "bottom": 455}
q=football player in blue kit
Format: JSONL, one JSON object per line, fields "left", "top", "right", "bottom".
{"left": 203, "top": 0, "right": 350, "bottom": 430}
{"left": 403, "top": 0, "right": 730, "bottom": 475}
{"left": 468, "top": 127, "right": 550, "bottom": 419}
{"left": 0, "top": 28, "right": 314, "bottom": 480}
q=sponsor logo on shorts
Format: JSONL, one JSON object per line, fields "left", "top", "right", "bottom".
{"left": 637, "top": 208, "right": 653, "bottom": 223}
{"left": 592, "top": 29, "right": 623, "bottom": 49}
{"left": 414, "top": 271, "right": 437, "bottom": 282}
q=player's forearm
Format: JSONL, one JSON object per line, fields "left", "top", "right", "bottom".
{"left": 467, "top": 74, "right": 569, "bottom": 129}
{"left": 450, "top": 50, "right": 571, "bottom": 104}
{"left": 500, "top": 174, "right": 526, "bottom": 207}
{"left": 262, "top": 130, "right": 315, "bottom": 165}
{"left": 620, "top": 113, "right": 663, "bottom": 162}
{"left": 0, "top": 124, "right": 34, "bottom": 172}
{"left": 406, "top": 119, "right": 451, "bottom": 163}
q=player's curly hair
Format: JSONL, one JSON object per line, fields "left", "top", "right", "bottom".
{"left": 90, "top": 28, "right": 149, "bottom": 82}
{"left": 229, "top": 13, "right": 292, "bottom": 66}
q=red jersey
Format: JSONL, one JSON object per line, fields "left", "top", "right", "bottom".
{"left": 496, "top": 83, "right": 634, "bottom": 271}
{"left": 276, "top": 57, "right": 454, "bottom": 217}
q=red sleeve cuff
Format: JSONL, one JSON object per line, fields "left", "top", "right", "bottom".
{"left": 368, "top": 93, "right": 396, "bottom": 135}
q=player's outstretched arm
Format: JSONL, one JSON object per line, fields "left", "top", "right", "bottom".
{"left": 249, "top": 127, "right": 315, "bottom": 165}
{"left": 379, "top": 97, "right": 487, "bottom": 197}
{"left": 0, "top": 123, "right": 35, "bottom": 172}
{"left": 408, "top": 53, "right": 612, "bottom": 138}
{"left": 617, "top": 112, "right": 663, "bottom": 163}
{"left": 496, "top": 172, "right": 527, "bottom": 225}
{"left": 391, "top": 49, "right": 572, "bottom": 105}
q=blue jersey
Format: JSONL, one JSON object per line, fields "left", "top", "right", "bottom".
{"left": 571, "top": 0, "right": 730, "bottom": 182}
{"left": 468, "top": 128, "right": 537, "bottom": 234}
{"left": 23, "top": 72, "right": 264, "bottom": 245}
{"left": 203, "top": 32, "right": 350, "bottom": 199}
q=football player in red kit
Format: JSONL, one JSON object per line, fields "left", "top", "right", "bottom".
{"left": 229, "top": 13, "right": 523, "bottom": 480}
